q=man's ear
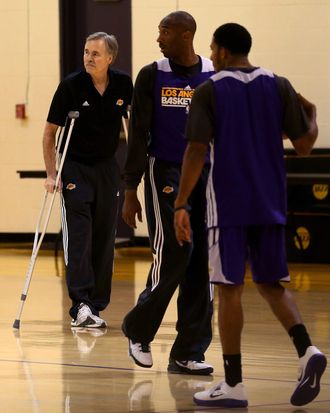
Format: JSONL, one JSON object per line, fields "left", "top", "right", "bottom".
{"left": 219, "top": 46, "right": 226, "bottom": 60}
{"left": 182, "top": 30, "right": 192, "bottom": 41}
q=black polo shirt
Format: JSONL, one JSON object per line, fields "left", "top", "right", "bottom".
{"left": 47, "top": 69, "right": 133, "bottom": 164}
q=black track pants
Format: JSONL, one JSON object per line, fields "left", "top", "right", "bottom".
{"left": 61, "top": 158, "right": 120, "bottom": 319}
{"left": 122, "top": 157, "right": 213, "bottom": 361}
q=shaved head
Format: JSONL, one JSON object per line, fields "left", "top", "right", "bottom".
{"left": 160, "top": 11, "right": 196, "bottom": 35}
{"left": 157, "top": 10, "right": 198, "bottom": 64}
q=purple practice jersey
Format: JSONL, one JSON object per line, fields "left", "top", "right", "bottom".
{"left": 206, "top": 68, "right": 289, "bottom": 227}
{"left": 149, "top": 57, "right": 214, "bottom": 163}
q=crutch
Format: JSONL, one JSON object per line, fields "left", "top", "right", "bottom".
{"left": 13, "top": 110, "right": 79, "bottom": 330}
{"left": 121, "top": 112, "right": 129, "bottom": 142}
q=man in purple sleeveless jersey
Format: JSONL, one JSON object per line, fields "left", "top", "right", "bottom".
{"left": 174, "top": 23, "right": 326, "bottom": 408}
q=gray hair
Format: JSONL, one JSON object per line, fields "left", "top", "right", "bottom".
{"left": 86, "top": 32, "right": 118, "bottom": 63}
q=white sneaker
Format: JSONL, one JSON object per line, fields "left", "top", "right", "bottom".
{"left": 291, "top": 345, "right": 327, "bottom": 406}
{"left": 70, "top": 303, "right": 107, "bottom": 328}
{"left": 90, "top": 314, "right": 107, "bottom": 328}
{"left": 168, "top": 358, "right": 213, "bottom": 375}
{"left": 128, "top": 339, "right": 153, "bottom": 368}
{"left": 193, "top": 381, "right": 248, "bottom": 408}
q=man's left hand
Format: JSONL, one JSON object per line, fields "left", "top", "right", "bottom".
{"left": 174, "top": 209, "right": 192, "bottom": 246}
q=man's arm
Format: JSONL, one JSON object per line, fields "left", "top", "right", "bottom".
{"left": 174, "top": 142, "right": 208, "bottom": 245}
{"left": 124, "top": 64, "right": 155, "bottom": 189}
{"left": 42, "top": 121, "right": 60, "bottom": 193}
{"left": 122, "top": 64, "right": 155, "bottom": 228}
{"left": 290, "top": 94, "right": 318, "bottom": 156}
{"left": 277, "top": 76, "right": 318, "bottom": 156}
{"left": 174, "top": 80, "right": 214, "bottom": 245}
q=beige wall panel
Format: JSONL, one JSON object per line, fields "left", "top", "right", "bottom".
{"left": 0, "top": 0, "right": 59, "bottom": 233}
{"left": 0, "top": 166, "right": 61, "bottom": 232}
{"left": 132, "top": 1, "right": 178, "bottom": 75}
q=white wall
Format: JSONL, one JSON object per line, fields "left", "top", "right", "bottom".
{"left": 0, "top": 0, "right": 329, "bottom": 233}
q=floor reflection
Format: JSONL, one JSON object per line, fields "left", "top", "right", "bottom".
{"left": 0, "top": 248, "right": 329, "bottom": 412}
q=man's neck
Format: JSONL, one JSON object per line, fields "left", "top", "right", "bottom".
{"left": 225, "top": 56, "right": 253, "bottom": 69}
{"left": 92, "top": 73, "right": 109, "bottom": 86}
{"left": 170, "top": 50, "right": 199, "bottom": 67}
{"left": 91, "top": 73, "right": 109, "bottom": 95}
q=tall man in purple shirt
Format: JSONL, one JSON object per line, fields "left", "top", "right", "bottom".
{"left": 121, "top": 11, "right": 214, "bottom": 375}
{"left": 174, "top": 23, "right": 326, "bottom": 408}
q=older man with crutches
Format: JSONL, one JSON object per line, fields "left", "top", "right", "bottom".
{"left": 42, "top": 32, "right": 132, "bottom": 329}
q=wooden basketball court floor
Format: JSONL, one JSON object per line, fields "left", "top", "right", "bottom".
{"left": 0, "top": 245, "right": 329, "bottom": 413}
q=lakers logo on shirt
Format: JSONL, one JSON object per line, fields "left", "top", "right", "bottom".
{"left": 162, "top": 186, "right": 174, "bottom": 194}
{"left": 66, "top": 183, "right": 76, "bottom": 191}
{"left": 161, "top": 85, "right": 194, "bottom": 108}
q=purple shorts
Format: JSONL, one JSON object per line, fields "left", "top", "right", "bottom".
{"left": 208, "top": 225, "right": 290, "bottom": 285}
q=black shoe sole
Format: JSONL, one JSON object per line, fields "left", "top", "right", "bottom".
{"left": 167, "top": 361, "right": 213, "bottom": 376}
{"left": 71, "top": 316, "right": 106, "bottom": 329}
{"left": 290, "top": 353, "right": 327, "bottom": 406}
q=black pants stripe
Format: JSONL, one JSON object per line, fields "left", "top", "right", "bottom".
{"left": 61, "top": 158, "right": 120, "bottom": 319}
{"left": 123, "top": 157, "right": 213, "bottom": 361}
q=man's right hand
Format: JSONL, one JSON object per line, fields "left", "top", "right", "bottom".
{"left": 44, "top": 176, "right": 62, "bottom": 193}
{"left": 122, "top": 189, "right": 142, "bottom": 229}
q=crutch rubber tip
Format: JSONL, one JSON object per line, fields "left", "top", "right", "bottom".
{"left": 13, "top": 319, "right": 20, "bottom": 330}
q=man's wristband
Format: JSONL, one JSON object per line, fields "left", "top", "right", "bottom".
{"left": 174, "top": 204, "right": 191, "bottom": 212}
